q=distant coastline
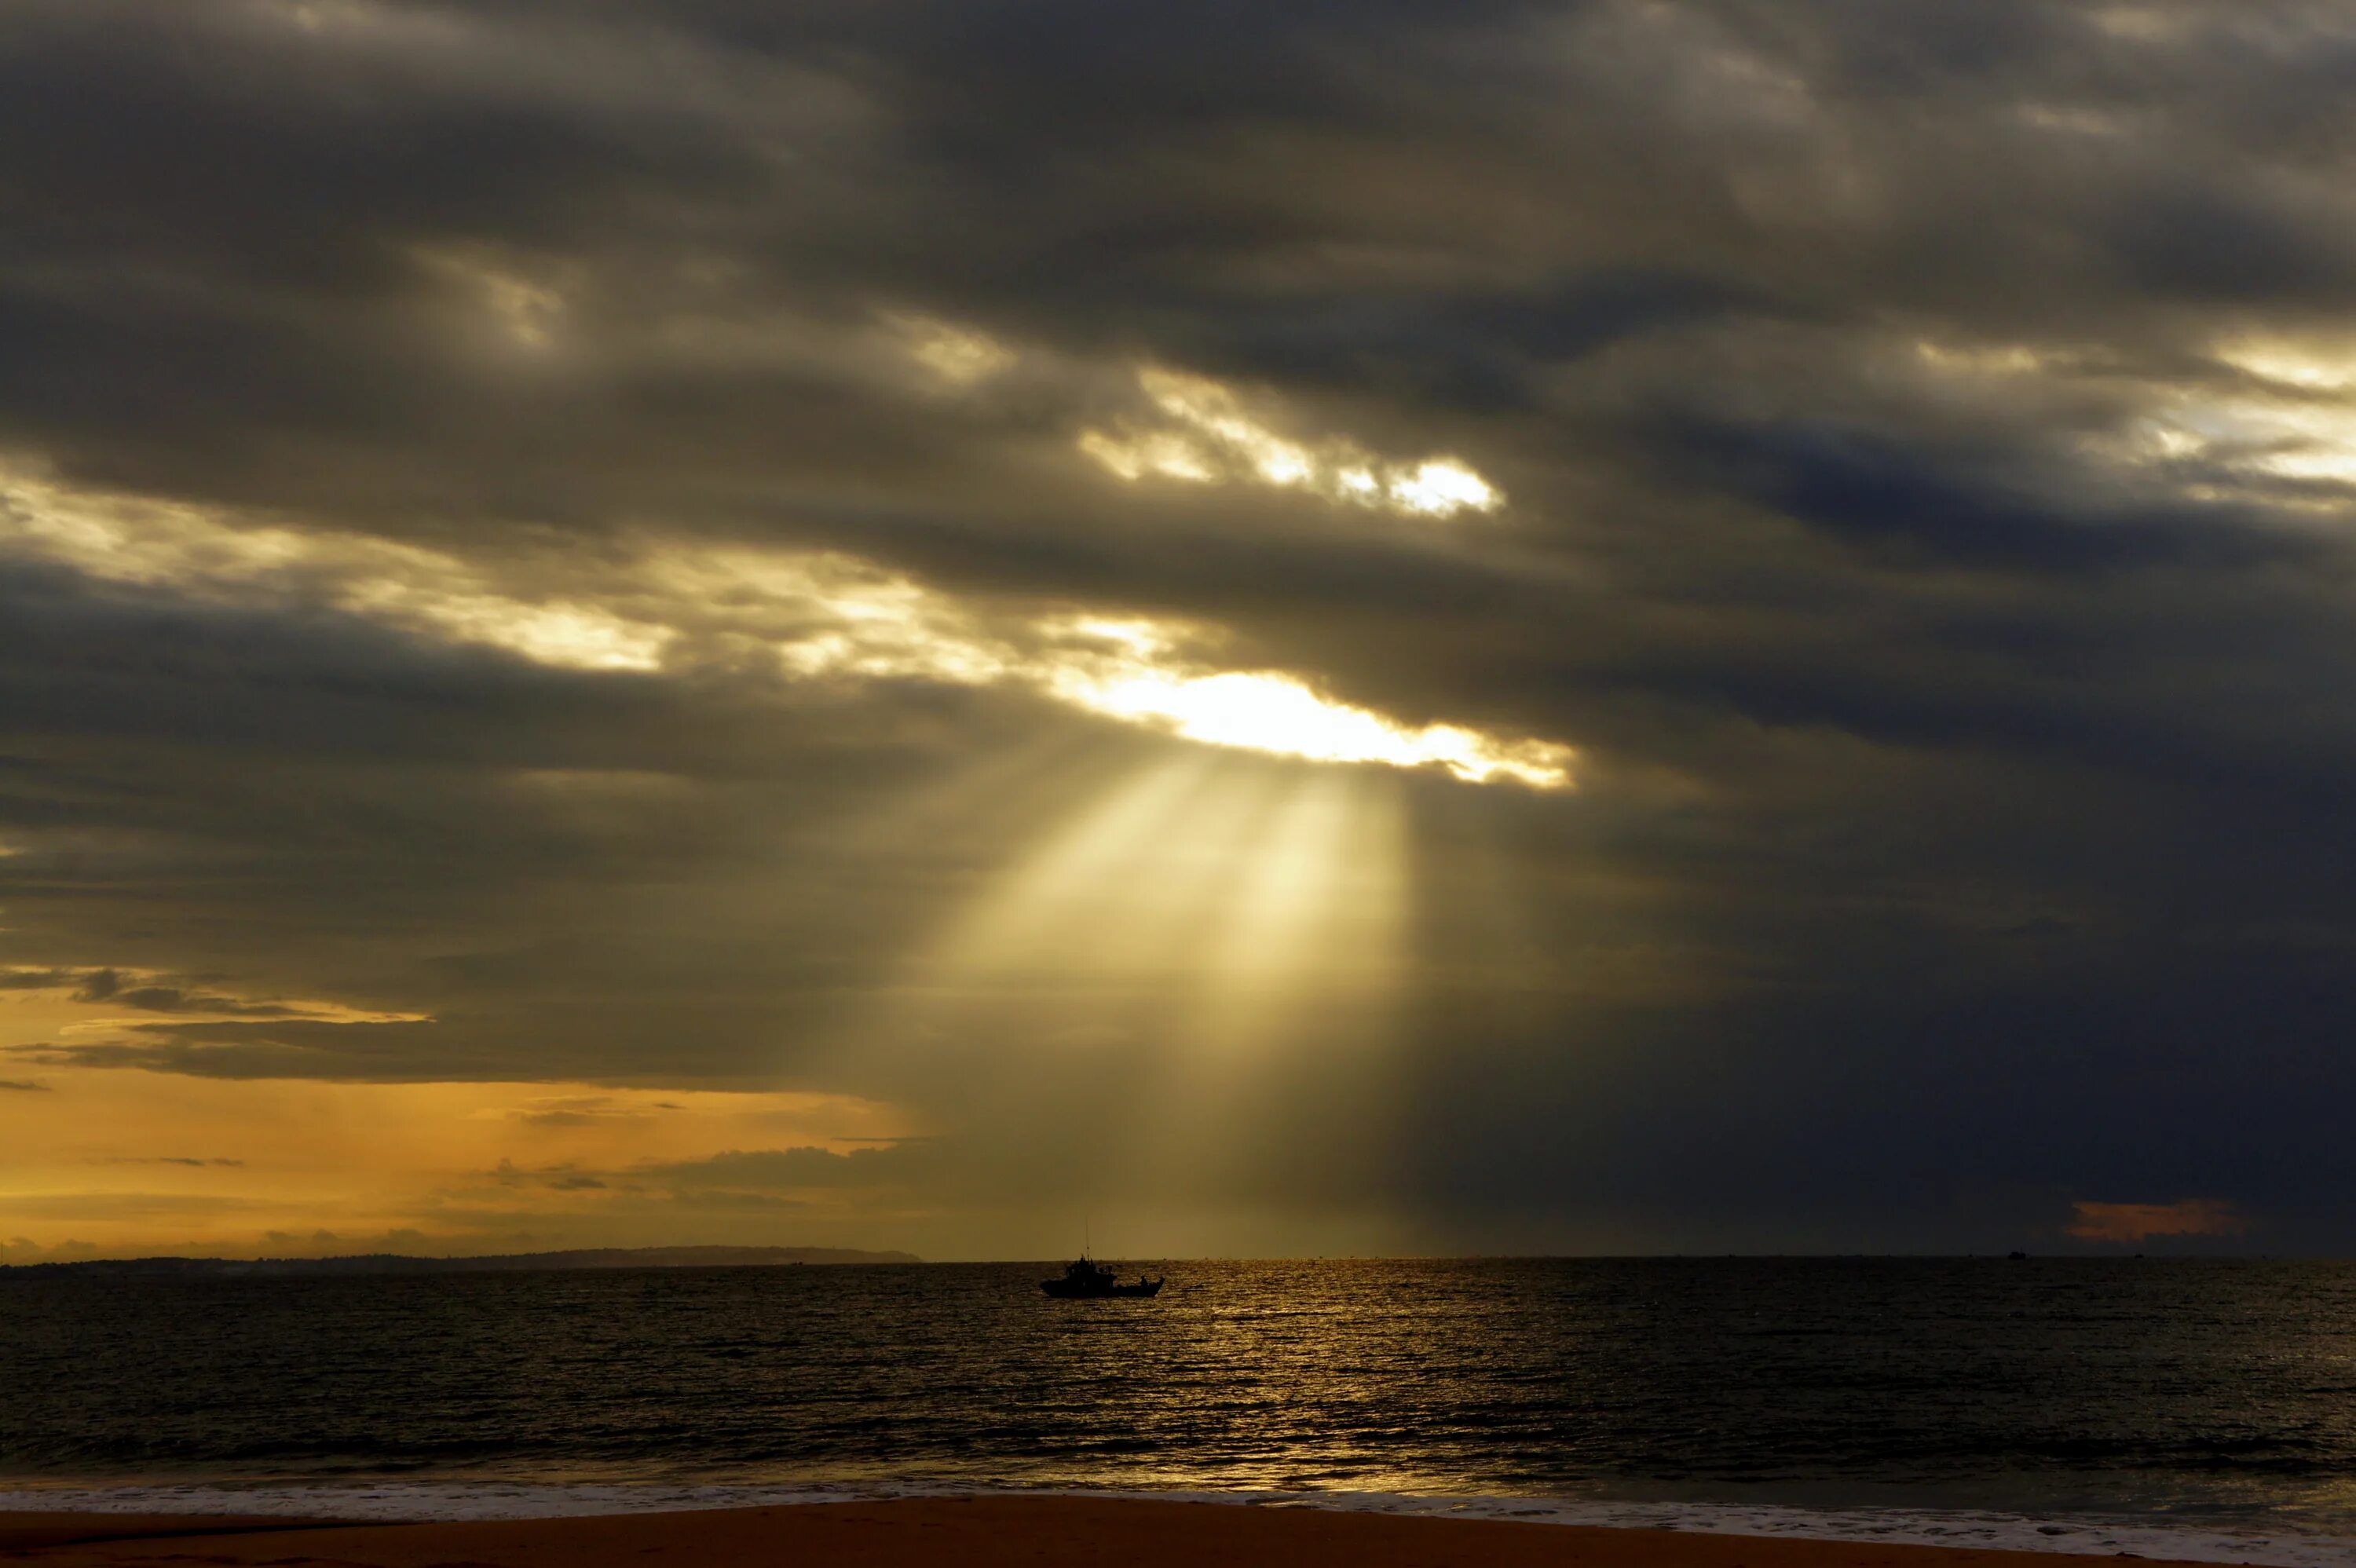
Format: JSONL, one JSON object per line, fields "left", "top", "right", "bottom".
{"left": 0, "top": 1245, "right": 921, "bottom": 1276}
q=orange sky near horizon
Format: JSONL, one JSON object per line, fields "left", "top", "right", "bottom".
{"left": 0, "top": 989, "right": 932, "bottom": 1262}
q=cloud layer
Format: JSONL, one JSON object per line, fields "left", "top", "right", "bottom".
{"left": 5, "top": 0, "right": 2356, "bottom": 1255}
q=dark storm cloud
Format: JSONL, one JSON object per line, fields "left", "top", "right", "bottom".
{"left": 6, "top": 0, "right": 2356, "bottom": 1251}
{"left": 1650, "top": 417, "right": 2312, "bottom": 574}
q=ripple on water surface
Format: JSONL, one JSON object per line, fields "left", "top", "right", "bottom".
{"left": 5, "top": 1259, "right": 2356, "bottom": 1540}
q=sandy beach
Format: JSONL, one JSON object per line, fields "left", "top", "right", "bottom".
{"left": 0, "top": 1499, "right": 2222, "bottom": 1568}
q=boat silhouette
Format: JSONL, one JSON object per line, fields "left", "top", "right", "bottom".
{"left": 1040, "top": 1254, "right": 1164, "bottom": 1299}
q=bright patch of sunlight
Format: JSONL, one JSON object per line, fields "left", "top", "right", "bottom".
{"left": 2059, "top": 335, "right": 2356, "bottom": 495}
{"left": 1388, "top": 459, "right": 1501, "bottom": 516}
{"left": 2, "top": 462, "right": 1571, "bottom": 788}
{"left": 1912, "top": 338, "right": 2049, "bottom": 376}
{"left": 2246, "top": 412, "right": 2356, "bottom": 484}
{"left": 1910, "top": 331, "right": 2356, "bottom": 495}
{"left": 806, "top": 754, "right": 1416, "bottom": 1212}
{"left": 1060, "top": 667, "right": 1571, "bottom": 789}
{"left": 1077, "top": 429, "right": 1218, "bottom": 483}
{"left": 907, "top": 755, "right": 1410, "bottom": 1033}
{"left": 1079, "top": 367, "right": 1505, "bottom": 519}
{"left": 654, "top": 558, "right": 1575, "bottom": 788}
{"left": 2217, "top": 337, "right": 2356, "bottom": 393}
{"left": 0, "top": 460, "right": 669, "bottom": 671}
{"left": 345, "top": 582, "right": 671, "bottom": 671}
{"left": 890, "top": 314, "right": 1016, "bottom": 386}
{"left": 2121, "top": 396, "right": 2356, "bottom": 488}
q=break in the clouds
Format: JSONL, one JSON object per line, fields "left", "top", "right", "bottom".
{"left": 5, "top": 0, "right": 2356, "bottom": 1259}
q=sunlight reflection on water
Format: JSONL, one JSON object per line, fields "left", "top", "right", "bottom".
{"left": 6, "top": 1258, "right": 2356, "bottom": 1537}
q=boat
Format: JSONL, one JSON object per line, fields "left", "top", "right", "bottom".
{"left": 1040, "top": 1254, "right": 1164, "bottom": 1299}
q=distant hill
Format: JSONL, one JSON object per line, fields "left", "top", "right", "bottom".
{"left": 0, "top": 1245, "right": 921, "bottom": 1277}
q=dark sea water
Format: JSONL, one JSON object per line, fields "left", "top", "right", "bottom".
{"left": 5, "top": 1259, "right": 2356, "bottom": 1549}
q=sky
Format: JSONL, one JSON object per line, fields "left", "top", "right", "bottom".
{"left": 3, "top": 0, "right": 2355, "bottom": 1262}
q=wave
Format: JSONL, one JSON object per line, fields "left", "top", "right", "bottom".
{"left": 3, "top": 1483, "right": 2353, "bottom": 1567}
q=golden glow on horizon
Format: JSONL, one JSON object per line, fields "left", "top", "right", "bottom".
{"left": 0, "top": 462, "right": 1573, "bottom": 789}
{"left": 1081, "top": 368, "right": 1505, "bottom": 519}
{"left": 0, "top": 1047, "right": 922, "bottom": 1260}
{"left": 2065, "top": 1197, "right": 2246, "bottom": 1243}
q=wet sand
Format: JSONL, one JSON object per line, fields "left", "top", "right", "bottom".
{"left": 0, "top": 1497, "right": 2210, "bottom": 1568}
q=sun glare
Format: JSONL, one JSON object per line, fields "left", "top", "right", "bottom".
{"left": 1388, "top": 459, "right": 1501, "bottom": 515}
{"left": 1061, "top": 667, "right": 1572, "bottom": 790}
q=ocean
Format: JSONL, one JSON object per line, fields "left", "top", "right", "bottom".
{"left": 5, "top": 1258, "right": 2355, "bottom": 1562}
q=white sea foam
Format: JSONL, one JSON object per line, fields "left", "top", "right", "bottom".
{"left": 2, "top": 1484, "right": 2351, "bottom": 1568}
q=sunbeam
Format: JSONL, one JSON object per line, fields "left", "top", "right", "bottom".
{"left": 808, "top": 746, "right": 1419, "bottom": 1221}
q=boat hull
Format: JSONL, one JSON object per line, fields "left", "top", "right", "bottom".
{"left": 1040, "top": 1277, "right": 1164, "bottom": 1299}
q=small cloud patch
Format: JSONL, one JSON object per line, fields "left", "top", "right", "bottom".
{"left": 490, "top": 1158, "right": 610, "bottom": 1191}
{"left": 1080, "top": 367, "right": 1505, "bottom": 520}
{"left": 2067, "top": 1198, "right": 2247, "bottom": 1244}
{"left": 508, "top": 1095, "right": 650, "bottom": 1127}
